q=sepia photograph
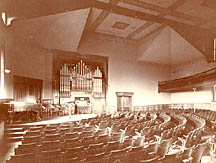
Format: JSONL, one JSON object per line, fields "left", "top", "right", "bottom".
{"left": 0, "top": 0, "right": 216, "bottom": 162}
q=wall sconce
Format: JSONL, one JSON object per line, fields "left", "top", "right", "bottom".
{"left": 4, "top": 69, "right": 10, "bottom": 73}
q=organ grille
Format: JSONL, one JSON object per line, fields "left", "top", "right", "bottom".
{"left": 59, "top": 60, "right": 103, "bottom": 97}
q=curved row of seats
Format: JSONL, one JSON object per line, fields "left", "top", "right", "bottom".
{"left": 7, "top": 109, "right": 213, "bottom": 163}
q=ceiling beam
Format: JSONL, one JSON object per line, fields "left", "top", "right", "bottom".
{"left": 93, "top": 1, "right": 216, "bottom": 35}
{"left": 90, "top": 0, "right": 119, "bottom": 31}
{"left": 126, "top": 0, "right": 188, "bottom": 39}
{"left": 119, "top": 0, "right": 202, "bottom": 22}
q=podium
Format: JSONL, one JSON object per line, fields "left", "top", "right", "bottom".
{"left": 116, "top": 92, "right": 133, "bottom": 112}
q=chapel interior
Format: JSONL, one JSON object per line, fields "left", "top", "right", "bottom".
{"left": 0, "top": 0, "right": 216, "bottom": 163}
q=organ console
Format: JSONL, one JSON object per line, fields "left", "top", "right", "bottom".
{"left": 59, "top": 60, "right": 104, "bottom": 113}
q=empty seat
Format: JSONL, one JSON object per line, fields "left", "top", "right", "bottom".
{"left": 39, "top": 140, "right": 60, "bottom": 152}
{"left": 65, "top": 132, "right": 80, "bottom": 139}
{"left": 96, "top": 134, "right": 109, "bottom": 144}
{"left": 40, "top": 149, "right": 61, "bottom": 163}
{"left": 191, "top": 142, "right": 207, "bottom": 163}
{"left": 106, "top": 141, "right": 120, "bottom": 153}
{"left": 157, "top": 138, "right": 172, "bottom": 158}
{"left": 65, "top": 137, "right": 82, "bottom": 148}
{"left": 25, "top": 130, "right": 41, "bottom": 137}
{"left": 44, "top": 129, "right": 57, "bottom": 135}
{"left": 7, "top": 153, "right": 37, "bottom": 163}
{"left": 84, "top": 152, "right": 107, "bottom": 163}
{"left": 147, "top": 141, "right": 158, "bottom": 154}
{"left": 82, "top": 136, "right": 96, "bottom": 148}
{"left": 121, "top": 138, "right": 133, "bottom": 149}
{"left": 108, "top": 148, "right": 128, "bottom": 163}
{"left": 22, "top": 135, "right": 41, "bottom": 144}
{"left": 86, "top": 143, "right": 105, "bottom": 156}
{"left": 43, "top": 133, "right": 60, "bottom": 142}
{"left": 15, "top": 143, "right": 37, "bottom": 155}
{"left": 128, "top": 146, "right": 146, "bottom": 163}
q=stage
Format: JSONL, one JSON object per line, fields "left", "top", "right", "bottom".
{"left": 23, "top": 113, "right": 97, "bottom": 126}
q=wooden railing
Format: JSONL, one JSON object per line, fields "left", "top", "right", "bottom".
{"left": 158, "top": 67, "right": 216, "bottom": 93}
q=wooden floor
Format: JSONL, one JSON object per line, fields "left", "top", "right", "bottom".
{"left": 0, "top": 114, "right": 97, "bottom": 163}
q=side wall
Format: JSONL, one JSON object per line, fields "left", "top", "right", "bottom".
{"left": 4, "top": 35, "right": 53, "bottom": 100}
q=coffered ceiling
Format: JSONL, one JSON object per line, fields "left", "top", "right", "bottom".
{"left": 1, "top": 0, "right": 216, "bottom": 64}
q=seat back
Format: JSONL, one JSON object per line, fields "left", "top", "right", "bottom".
{"left": 191, "top": 142, "right": 207, "bottom": 163}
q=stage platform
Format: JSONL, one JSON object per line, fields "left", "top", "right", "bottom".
{"left": 22, "top": 114, "right": 97, "bottom": 126}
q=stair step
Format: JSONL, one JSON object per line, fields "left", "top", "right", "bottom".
{"left": 5, "top": 128, "right": 25, "bottom": 133}
{"left": 5, "top": 132, "right": 26, "bottom": 138}
{"left": 7, "top": 136, "right": 23, "bottom": 143}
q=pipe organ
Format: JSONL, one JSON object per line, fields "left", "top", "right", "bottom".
{"left": 59, "top": 60, "right": 104, "bottom": 113}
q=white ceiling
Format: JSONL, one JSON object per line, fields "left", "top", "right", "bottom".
{"left": 8, "top": 8, "right": 90, "bottom": 52}
{"left": 139, "top": 0, "right": 178, "bottom": 8}
{"left": 138, "top": 26, "right": 204, "bottom": 65}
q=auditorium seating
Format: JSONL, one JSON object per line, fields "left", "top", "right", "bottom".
{"left": 7, "top": 108, "right": 216, "bottom": 163}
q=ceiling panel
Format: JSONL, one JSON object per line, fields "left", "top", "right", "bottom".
{"left": 176, "top": 0, "right": 216, "bottom": 20}
{"left": 201, "top": 20, "right": 216, "bottom": 29}
{"left": 95, "top": 13, "right": 146, "bottom": 37}
{"left": 96, "top": 0, "right": 110, "bottom": 3}
{"left": 117, "top": 2, "right": 159, "bottom": 15}
{"left": 139, "top": 0, "right": 178, "bottom": 8}
{"left": 9, "top": 8, "right": 90, "bottom": 52}
{"left": 138, "top": 26, "right": 204, "bottom": 65}
{"left": 164, "top": 15, "right": 196, "bottom": 26}
{"left": 132, "top": 23, "right": 162, "bottom": 40}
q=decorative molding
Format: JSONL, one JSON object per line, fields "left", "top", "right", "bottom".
{"left": 116, "top": 92, "right": 134, "bottom": 97}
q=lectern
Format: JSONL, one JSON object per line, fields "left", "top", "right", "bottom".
{"left": 116, "top": 92, "right": 133, "bottom": 112}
